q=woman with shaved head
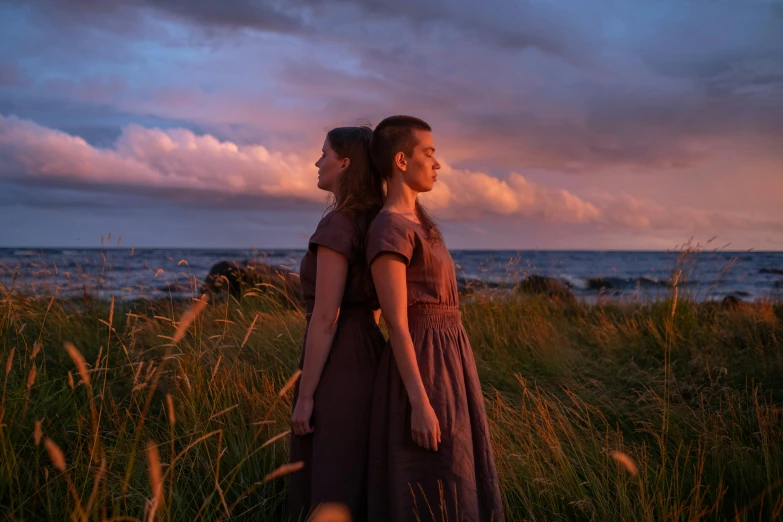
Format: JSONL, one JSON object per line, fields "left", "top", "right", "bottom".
{"left": 365, "top": 115, "right": 504, "bottom": 522}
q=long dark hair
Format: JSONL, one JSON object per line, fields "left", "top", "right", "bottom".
{"left": 370, "top": 115, "right": 442, "bottom": 242}
{"left": 325, "top": 126, "right": 385, "bottom": 299}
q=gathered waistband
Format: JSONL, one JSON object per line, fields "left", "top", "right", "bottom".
{"left": 407, "top": 305, "right": 462, "bottom": 329}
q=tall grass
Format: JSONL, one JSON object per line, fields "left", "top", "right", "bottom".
{"left": 1, "top": 276, "right": 782, "bottom": 520}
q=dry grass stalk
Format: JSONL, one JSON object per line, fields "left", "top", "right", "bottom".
{"left": 263, "top": 461, "right": 304, "bottom": 483}
{"left": 278, "top": 369, "right": 302, "bottom": 398}
{"left": 146, "top": 441, "right": 164, "bottom": 522}
{"left": 26, "top": 364, "right": 37, "bottom": 391}
{"left": 309, "top": 503, "right": 352, "bottom": 522}
{"left": 178, "top": 367, "right": 192, "bottom": 392}
{"left": 260, "top": 429, "right": 291, "bottom": 449}
{"left": 610, "top": 450, "right": 638, "bottom": 476}
{"left": 5, "top": 347, "right": 14, "bottom": 375}
{"left": 85, "top": 457, "right": 107, "bottom": 515}
{"left": 172, "top": 294, "right": 209, "bottom": 343}
{"left": 240, "top": 313, "right": 259, "bottom": 349}
{"left": 64, "top": 342, "right": 90, "bottom": 387}
{"left": 210, "top": 355, "right": 222, "bottom": 383}
{"left": 45, "top": 438, "right": 66, "bottom": 472}
{"left": 67, "top": 371, "right": 75, "bottom": 389}
{"left": 30, "top": 341, "right": 42, "bottom": 360}
{"left": 45, "top": 437, "right": 87, "bottom": 519}
{"left": 166, "top": 394, "right": 175, "bottom": 429}
{"left": 34, "top": 420, "right": 42, "bottom": 446}
{"left": 208, "top": 404, "right": 238, "bottom": 422}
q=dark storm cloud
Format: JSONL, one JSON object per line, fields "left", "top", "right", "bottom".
{"left": 1, "top": 0, "right": 306, "bottom": 36}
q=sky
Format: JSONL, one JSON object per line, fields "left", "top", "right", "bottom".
{"left": 1, "top": 0, "right": 782, "bottom": 250}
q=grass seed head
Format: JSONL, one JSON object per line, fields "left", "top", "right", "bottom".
{"left": 278, "top": 369, "right": 302, "bottom": 398}
{"left": 26, "top": 364, "right": 37, "bottom": 390}
{"left": 64, "top": 342, "right": 90, "bottom": 388}
{"left": 45, "top": 439, "right": 66, "bottom": 472}
{"left": 610, "top": 450, "right": 638, "bottom": 476}
{"left": 310, "top": 503, "right": 352, "bottom": 522}
{"left": 263, "top": 461, "right": 304, "bottom": 482}
{"left": 5, "top": 348, "right": 14, "bottom": 375}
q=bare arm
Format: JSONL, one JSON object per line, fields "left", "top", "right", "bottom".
{"left": 372, "top": 253, "right": 440, "bottom": 450}
{"left": 291, "top": 246, "right": 348, "bottom": 435}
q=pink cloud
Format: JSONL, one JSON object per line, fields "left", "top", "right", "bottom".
{"left": 0, "top": 115, "right": 320, "bottom": 201}
{"left": 1, "top": 115, "right": 781, "bottom": 236}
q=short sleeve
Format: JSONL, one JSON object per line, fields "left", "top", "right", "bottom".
{"left": 308, "top": 211, "right": 354, "bottom": 259}
{"left": 366, "top": 213, "right": 415, "bottom": 266}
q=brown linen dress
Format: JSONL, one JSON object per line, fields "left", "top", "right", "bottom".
{"left": 366, "top": 211, "right": 504, "bottom": 522}
{"left": 289, "top": 210, "right": 385, "bottom": 522}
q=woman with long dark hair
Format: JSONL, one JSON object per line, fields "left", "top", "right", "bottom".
{"left": 288, "top": 126, "right": 386, "bottom": 521}
{"left": 366, "top": 116, "right": 504, "bottom": 521}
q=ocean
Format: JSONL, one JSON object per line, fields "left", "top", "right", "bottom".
{"left": 1, "top": 248, "right": 782, "bottom": 303}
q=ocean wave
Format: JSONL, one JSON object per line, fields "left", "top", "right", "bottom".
{"left": 560, "top": 274, "right": 587, "bottom": 289}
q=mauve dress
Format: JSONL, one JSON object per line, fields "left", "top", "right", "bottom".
{"left": 288, "top": 210, "right": 385, "bottom": 522}
{"left": 366, "top": 211, "right": 504, "bottom": 522}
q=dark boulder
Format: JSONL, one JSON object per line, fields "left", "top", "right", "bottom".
{"left": 201, "top": 260, "right": 301, "bottom": 302}
{"left": 516, "top": 275, "right": 574, "bottom": 302}
{"left": 456, "top": 277, "right": 502, "bottom": 296}
{"left": 720, "top": 294, "right": 744, "bottom": 310}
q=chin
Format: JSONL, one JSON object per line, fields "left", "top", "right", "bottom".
{"left": 411, "top": 181, "right": 433, "bottom": 193}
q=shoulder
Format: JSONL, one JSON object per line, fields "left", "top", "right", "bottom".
{"left": 368, "top": 211, "right": 411, "bottom": 237}
{"left": 367, "top": 212, "right": 418, "bottom": 265}
{"left": 309, "top": 210, "right": 356, "bottom": 258}
{"left": 316, "top": 210, "right": 353, "bottom": 232}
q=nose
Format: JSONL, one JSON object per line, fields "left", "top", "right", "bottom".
{"left": 433, "top": 157, "right": 441, "bottom": 170}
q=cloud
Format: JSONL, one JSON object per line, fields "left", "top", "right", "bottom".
{"left": 423, "top": 165, "right": 601, "bottom": 223}
{"left": 3, "top": 0, "right": 782, "bottom": 177}
{"left": 1, "top": 115, "right": 779, "bottom": 237}
{"left": 6, "top": 0, "right": 306, "bottom": 36}
{"left": 0, "top": 115, "right": 320, "bottom": 203}
{"left": 422, "top": 163, "right": 782, "bottom": 234}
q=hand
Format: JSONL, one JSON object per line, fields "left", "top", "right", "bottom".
{"left": 411, "top": 400, "right": 441, "bottom": 451}
{"left": 292, "top": 397, "right": 314, "bottom": 436}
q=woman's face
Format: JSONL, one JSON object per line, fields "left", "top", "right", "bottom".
{"left": 315, "top": 138, "right": 349, "bottom": 192}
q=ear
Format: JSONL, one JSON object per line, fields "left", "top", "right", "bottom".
{"left": 393, "top": 151, "right": 407, "bottom": 172}
{"left": 341, "top": 157, "right": 351, "bottom": 170}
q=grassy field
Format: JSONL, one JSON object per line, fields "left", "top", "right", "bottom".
{"left": 1, "top": 282, "right": 782, "bottom": 521}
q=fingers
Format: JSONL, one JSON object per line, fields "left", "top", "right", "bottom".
{"left": 412, "top": 430, "right": 429, "bottom": 450}
{"left": 428, "top": 427, "right": 438, "bottom": 452}
{"left": 292, "top": 418, "right": 313, "bottom": 436}
{"left": 412, "top": 429, "right": 439, "bottom": 451}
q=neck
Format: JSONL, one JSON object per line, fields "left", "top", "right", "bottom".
{"left": 383, "top": 174, "right": 418, "bottom": 217}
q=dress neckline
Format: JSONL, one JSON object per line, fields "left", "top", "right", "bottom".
{"left": 379, "top": 209, "right": 423, "bottom": 227}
